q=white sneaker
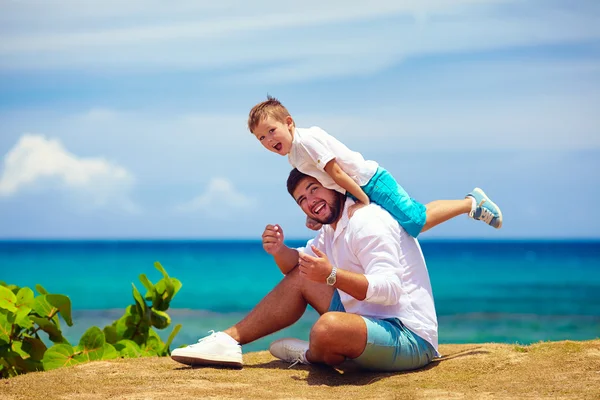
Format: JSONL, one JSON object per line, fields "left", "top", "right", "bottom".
{"left": 171, "top": 331, "right": 243, "bottom": 368}
{"left": 269, "top": 338, "right": 310, "bottom": 368}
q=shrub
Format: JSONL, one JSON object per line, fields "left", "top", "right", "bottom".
{"left": 0, "top": 262, "right": 181, "bottom": 378}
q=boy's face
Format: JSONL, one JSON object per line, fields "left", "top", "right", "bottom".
{"left": 252, "top": 115, "right": 294, "bottom": 156}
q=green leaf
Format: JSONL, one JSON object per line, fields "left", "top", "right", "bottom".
{"left": 35, "top": 284, "right": 49, "bottom": 295}
{"left": 143, "top": 335, "right": 161, "bottom": 356}
{"left": 171, "top": 278, "right": 182, "bottom": 297}
{"left": 29, "top": 316, "right": 68, "bottom": 344}
{"left": 32, "top": 295, "right": 53, "bottom": 318}
{"left": 22, "top": 335, "right": 47, "bottom": 361}
{"left": 0, "top": 285, "right": 18, "bottom": 313}
{"left": 150, "top": 309, "right": 171, "bottom": 330}
{"left": 42, "top": 344, "right": 81, "bottom": 371}
{"left": 11, "top": 341, "right": 29, "bottom": 358}
{"left": 114, "top": 339, "right": 143, "bottom": 358}
{"left": 154, "top": 262, "right": 175, "bottom": 298}
{"left": 75, "top": 326, "right": 105, "bottom": 362}
{"left": 132, "top": 283, "right": 148, "bottom": 317}
{"left": 15, "top": 312, "right": 33, "bottom": 329}
{"left": 14, "top": 287, "right": 34, "bottom": 329}
{"left": 163, "top": 324, "right": 182, "bottom": 355}
{"left": 139, "top": 274, "right": 156, "bottom": 301}
{"left": 102, "top": 343, "right": 119, "bottom": 360}
{"left": 103, "top": 325, "right": 117, "bottom": 344}
{"left": 0, "top": 312, "right": 12, "bottom": 345}
{"left": 47, "top": 294, "right": 73, "bottom": 326}
{"left": 16, "top": 287, "right": 34, "bottom": 309}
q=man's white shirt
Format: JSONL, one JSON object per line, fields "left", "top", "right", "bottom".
{"left": 288, "top": 126, "right": 378, "bottom": 194}
{"left": 298, "top": 198, "right": 439, "bottom": 354}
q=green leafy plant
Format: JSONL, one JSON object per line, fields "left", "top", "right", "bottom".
{"left": 0, "top": 262, "right": 182, "bottom": 378}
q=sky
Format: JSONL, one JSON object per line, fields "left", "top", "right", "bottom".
{"left": 0, "top": 0, "right": 599, "bottom": 239}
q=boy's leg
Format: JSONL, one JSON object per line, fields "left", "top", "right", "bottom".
{"left": 422, "top": 199, "right": 471, "bottom": 233}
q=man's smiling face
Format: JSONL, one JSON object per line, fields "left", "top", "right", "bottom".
{"left": 292, "top": 176, "right": 345, "bottom": 226}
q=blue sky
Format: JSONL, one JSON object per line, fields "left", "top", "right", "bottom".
{"left": 0, "top": 0, "right": 599, "bottom": 239}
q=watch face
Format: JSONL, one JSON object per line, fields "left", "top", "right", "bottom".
{"left": 327, "top": 275, "right": 336, "bottom": 285}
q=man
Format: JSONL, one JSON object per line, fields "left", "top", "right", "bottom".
{"left": 171, "top": 168, "right": 439, "bottom": 371}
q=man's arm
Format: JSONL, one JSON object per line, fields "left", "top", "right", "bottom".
{"left": 299, "top": 246, "right": 369, "bottom": 300}
{"left": 272, "top": 246, "right": 300, "bottom": 275}
{"left": 352, "top": 220, "right": 404, "bottom": 306}
{"left": 261, "top": 224, "right": 299, "bottom": 275}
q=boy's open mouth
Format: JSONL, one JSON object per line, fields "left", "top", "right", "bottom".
{"left": 273, "top": 143, "right": 283, "bottom": 151}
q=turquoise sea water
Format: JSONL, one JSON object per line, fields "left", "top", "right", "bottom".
{"left": 1, "top": 240, "right": 599, "bottom": 352}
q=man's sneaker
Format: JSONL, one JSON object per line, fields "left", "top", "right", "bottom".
{"left": 466, "top": 188, "right": 503, "bottom": 229}
{"left": 269, "top": 338, "right": 310, "bottom": 368}
{"left": 171, "top": 331, "right": 243, "bottom": 368}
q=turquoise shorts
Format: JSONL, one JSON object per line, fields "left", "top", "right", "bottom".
{"left": 360, "top": 167, "right": 426, "bottom": 238}
{"left": 329, "top": 290, "right": 435, "bottom": 372}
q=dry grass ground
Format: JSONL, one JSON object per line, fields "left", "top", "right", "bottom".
{"left": 2, "top": 340, "right": 599, "bottom": 400}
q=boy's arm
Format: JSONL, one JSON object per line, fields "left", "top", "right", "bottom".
{"left": 324, "top": 159, "right": 370, "bottom": 204}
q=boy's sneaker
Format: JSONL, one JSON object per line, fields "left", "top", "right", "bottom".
{"left": 269, "top": 338, "right": 310, "bottom": 368}
{"left": 171, "top": 331, "right": 243, "bottom": 368}
{"left": 466, "top": 188, "right": 503, "bottom": 229}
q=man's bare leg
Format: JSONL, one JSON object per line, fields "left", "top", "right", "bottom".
{"left": 422, "top": 198, "right": 471, "bottom": 233}
{"left": 307, "top": 312, "right": 367, "bottom": 365}
{"left": 224, "top": 267, "right": 334, "bottom": 345}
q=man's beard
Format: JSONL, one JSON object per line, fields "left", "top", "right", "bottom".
{"left": 313, "top": 191, "right": 345, "bottom": 225}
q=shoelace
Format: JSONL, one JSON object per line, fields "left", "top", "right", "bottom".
{"left": 478, "top": 208, "right": 495, "bottom": 224}
{"left": 288, "top": 357, "right": 303, "bottom": 369}
{"left": 470, "top": 199, "right": 495, "bottom": 224}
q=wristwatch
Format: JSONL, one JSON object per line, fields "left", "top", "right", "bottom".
{"left": 326, "top": 266, "right": 337, "bottom": 286}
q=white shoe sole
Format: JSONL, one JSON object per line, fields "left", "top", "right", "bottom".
{"left": 171, "top": 350, "right": 243, "bottom": 368}
{"left": 473, "top": 187, "right": 503, "bottom": 229}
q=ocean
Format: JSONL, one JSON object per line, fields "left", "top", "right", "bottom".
{"left": 1, "top": 240, "right": 599, "bottom": 353}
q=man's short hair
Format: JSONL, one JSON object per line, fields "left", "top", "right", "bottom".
{"left": 247, "top": 95, "right": 292, "bottom": 133}
{"left": 287, "top": 168, "right": 309, "bottom": 197}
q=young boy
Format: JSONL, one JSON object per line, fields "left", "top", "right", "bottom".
{"left": 248, "top": 96, "right": 502, "bottom": 234}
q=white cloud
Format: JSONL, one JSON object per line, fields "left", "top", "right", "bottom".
{"left": 175, "top": 178, "right": 256, "bottom": 217}
{"left": 0, "top": 134, "right": 138, "bottom": 212}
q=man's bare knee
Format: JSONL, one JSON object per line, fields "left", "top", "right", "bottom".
{"left": 310, "top": 312, "right": 344, "bottom": 347}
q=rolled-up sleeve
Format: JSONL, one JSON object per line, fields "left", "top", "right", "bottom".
{"left": 352, "top": 220, "right": 404, "bottom": 306}
{"left": 299, "top": 128, "right": 336, "bottom": 171}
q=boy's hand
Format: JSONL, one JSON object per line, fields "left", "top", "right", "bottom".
{"left": 298, "top": 245, "right": 333, "bottom": 283}
{"left": 305, "top": 216, "right": 322, "bottom": 231}
{"left": 262, "top": 224, "right": 284, "bottom": 255}
{"left": 348, "top": 202, "right": 368, "bottom": 219}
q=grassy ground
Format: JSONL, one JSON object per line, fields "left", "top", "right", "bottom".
{"left": 2, "top": 340, "right": 599, "bottom": 400}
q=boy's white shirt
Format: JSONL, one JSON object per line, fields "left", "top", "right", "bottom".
{"left": 288, "top": 126, "right": 379, "bottom": 194}
{"left": 297, "top": 198, "right": 439, "bottom": 355}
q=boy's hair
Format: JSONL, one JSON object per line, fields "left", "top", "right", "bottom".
{"left": 248, "top": 95, "right": 292, "bottom": 133}
{"left": 286, "top": 168, "right": 309, "bottom": 197}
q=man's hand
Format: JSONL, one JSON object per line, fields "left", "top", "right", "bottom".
{"left": 262, "top": 224, "right": 284, "bottom": 255}
{"left": 298, "top": 245, "right": 333, "bottom": 283}
{"left": 347, "top": 201, "right": 368, "bottom": 219}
